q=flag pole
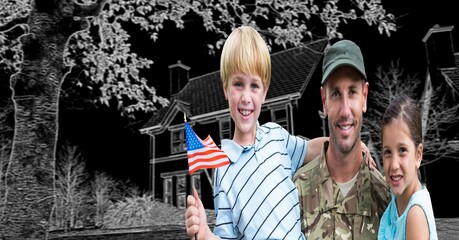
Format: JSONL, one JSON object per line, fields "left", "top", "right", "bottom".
{"left": 184, "top": 113, "right": 198, "bottom": 240}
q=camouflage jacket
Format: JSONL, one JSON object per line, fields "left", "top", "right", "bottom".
{"left": 293, "top": 141, "right": 390, "bottom": 240}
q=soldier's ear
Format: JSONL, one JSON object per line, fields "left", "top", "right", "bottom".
{"left": 320, "top": 87, "right": 327, "bottom": 116}
{"left": 362, "top": 82, "right": 369, "bottom": 113}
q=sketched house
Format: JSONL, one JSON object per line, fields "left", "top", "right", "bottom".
{"left": 422, "top": 25, "right": 459, "bottom": 152}
{"left": 139, "top": 39, "right": 328, "bottom": 209}
{"left": 422, "top": 25, "right": 459, "bottom": 96}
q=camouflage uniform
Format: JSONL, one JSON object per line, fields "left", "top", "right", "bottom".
{"left": 293, "top": 141, "right": 390, "bottom": 240}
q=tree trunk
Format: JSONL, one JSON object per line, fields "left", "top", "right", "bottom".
{"left": 0, "top": 0, "right": 104, "bottom": 238}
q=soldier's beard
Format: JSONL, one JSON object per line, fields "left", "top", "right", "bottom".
{"left": 329, "top": 119, "right": 362, "bottom": 154}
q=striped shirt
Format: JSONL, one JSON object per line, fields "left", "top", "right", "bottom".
{"left": 213, "top": 122, "right": 308, "bottom": 239}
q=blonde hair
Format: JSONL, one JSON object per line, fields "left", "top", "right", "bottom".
{"left": 220, "top": 26, "right": 271, "bottom": 90}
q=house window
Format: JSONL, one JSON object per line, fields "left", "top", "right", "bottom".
{"left": 272, "top": 107, "right": 289, "bottom": 131}
{"left": 171, "top": 128, "right": 186, "bottom": 154}
{"left": 163, "top": 178, "right": 172, "bottom": 204}
{"left": 176, "top": 175, "right": 187, "bottom": 208}
{"left": 220, "top": 118, "right": 232, "bottom": 140}
{"left": 162, "top": 171, "right": 198, "bottom": 208}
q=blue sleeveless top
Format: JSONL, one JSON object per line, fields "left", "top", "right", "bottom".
{"left": 378, "top": 184, "right": 438, "bottom": 240}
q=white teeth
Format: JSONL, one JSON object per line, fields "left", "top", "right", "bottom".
{"left": 339, "top": 125, "right": 351, "bottom": 130}
{"left": 240, "top": 110, "right": 251, "bottom": 116}
{"left": 391, "top": 176, "right": 401, "bottom": 181}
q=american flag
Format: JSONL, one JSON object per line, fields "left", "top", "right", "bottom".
{"left": 185, "top": 122, "right": 230, "bottom": 175}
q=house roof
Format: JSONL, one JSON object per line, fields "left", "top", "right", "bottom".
{"left": 140, "top": 39, "right": 328, "bottom": 134}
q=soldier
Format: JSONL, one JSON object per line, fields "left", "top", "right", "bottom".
{"left": 293, "top": 40, "right": 390, "bottom": 239}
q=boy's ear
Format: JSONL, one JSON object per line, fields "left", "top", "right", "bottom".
{"left": 223, "top": 87, "right": 228, "bottom": 100}
{"left": 262, "top": 85, "right": 269, "bottom": 103}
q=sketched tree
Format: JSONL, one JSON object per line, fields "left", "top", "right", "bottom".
{"left": 0, "top": 57, "right": 14, "bottom": 221}
{"left": 92, "top": 171, "right": 119, "bottom": 227}
{"left": 52, "top": 144, "right": 90, "bottom": 232}
{"left": 0, "top": 131, "right": 12, "bottom": 215}
{"left": 0, "top": 0, "right": 396, "bottom": 237}
{"left": 0, "top": 99, "right": 13, "bottom": 180}
{"left": 364, "top": 60, "right": 459, "bottom": 172}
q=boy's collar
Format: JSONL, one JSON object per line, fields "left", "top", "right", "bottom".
{"left": 222, "top": 122, "right": 262, "bottom": 163}
{"left": 221, "top": 139, "right": 243, "bottom": 163}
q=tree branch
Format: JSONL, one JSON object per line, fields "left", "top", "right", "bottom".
{"left": 0, "top": 16, "right": 28, "bottom": 32}
{"left": 73, "top": 0, "right": 107, "bottom": 18}
{"left": 0, "top": 24, "right": 28, "bottom": 41}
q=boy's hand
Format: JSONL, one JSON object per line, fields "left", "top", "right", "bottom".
{"left": 185, "top": 187, "right": 212, "bottom": 240}
{"left": 361, "top": 141, "right": 377, "bottom": 170}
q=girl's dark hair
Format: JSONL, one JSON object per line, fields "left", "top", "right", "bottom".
{"left": 381, "top": 94, "right": 423, "bottom": 147}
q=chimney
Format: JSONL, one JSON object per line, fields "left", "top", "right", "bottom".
{"left": 168, "top": 60, "right": 190, "bottom": 96}
{"left": 422, "top": 25, "right": 455, "bottom": 70}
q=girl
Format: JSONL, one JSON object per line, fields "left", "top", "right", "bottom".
{"left": 378, "top": 94, "right": 437, "bottom": 240}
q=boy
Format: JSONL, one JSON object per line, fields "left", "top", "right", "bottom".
{"left": 184, "top": 25, "right": 326, "bottom": 240}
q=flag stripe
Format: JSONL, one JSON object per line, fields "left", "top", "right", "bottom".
{"left": 188, "top": 155, "right": 228, "bottom": 165}
{"left": 187, "top": 148, "right": 225, "bottom": 159}
{"left": 188, "top": 154, "right": 229, "bottom": 166}
{"left": 189, "top": 158, "right": 231, "bottom": 169}
{"left": 190, "top": 161, "right": 228, "bottom": 174}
